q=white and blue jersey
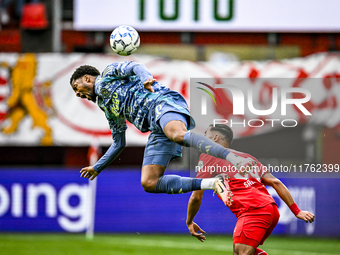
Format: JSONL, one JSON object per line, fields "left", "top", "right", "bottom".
{"left": 93, "top": 61, "right": 195, "bottom": 172}
{"left": 94, "top": 61, "right": 169, "bottom": 133}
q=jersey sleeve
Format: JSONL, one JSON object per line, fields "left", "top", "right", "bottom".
{"left": 231, "top": 150, "right": 269, "bottom": 179}
{"left": 93, "top": 132, "right": 126, "bottom": 173}
{"left": 132, "top": 63, "right": 153, "bottom": 83}
{"left": 257, "top": 161, "right": 269, "bottom": 179}
{"left": 107, "top": 114, "right": 127, "bottom": 134}
{"left": 247, "top": 158, "right": 268, "bottom": 180}
{"left": 242, "top": 157, "right": 268, "bottom": 180}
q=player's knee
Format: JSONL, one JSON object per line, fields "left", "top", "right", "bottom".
{"left": 171, "top": 131, "right": 185, "bottom": 145}
{"left": 141, "top": 179, "right": 157, "bottom": 193}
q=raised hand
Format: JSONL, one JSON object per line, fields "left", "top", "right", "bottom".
{"left": 143, "top": 78, "right": 156, "bottom": 92}
{"left": 80, "top": 166, "right": 99, "bottom": 180}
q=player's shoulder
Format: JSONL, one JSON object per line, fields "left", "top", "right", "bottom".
{"left": 229, "top": 148, "right": 269, "bottom": 177}
{"left": 199, "top": 153, "right": 216, "bottom": 161}
{"left": 95, "top": 75, "right": 111, "bottom": 93}
{"left": 94, "top": 76, "right": 104, "bottom": 93}
{"left": 229, "top": 148, "right": 258, "bottom": 161}
{"left": 198, "top": 153, "right": 231, "bottom": 166}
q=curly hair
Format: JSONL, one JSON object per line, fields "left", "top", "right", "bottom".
{"left": 70, "top": 65, "right": 100, "bottom": 85}
{"left": 209, "top": 124, "right": 233, "bottom": 145}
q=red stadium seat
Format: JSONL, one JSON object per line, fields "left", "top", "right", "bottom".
{"left": 21, "top": 3, "right": 49, "bottom": 29}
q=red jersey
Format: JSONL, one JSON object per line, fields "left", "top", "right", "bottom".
{"left": 196, "top": 149, "right": 276, "bottom": 218}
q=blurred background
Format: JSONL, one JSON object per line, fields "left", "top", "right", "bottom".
{"left": 0, "top": 1, "right": 340, "bottom": 253}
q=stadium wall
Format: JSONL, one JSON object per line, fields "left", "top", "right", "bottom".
{"left": 0, "top": 168, "right": 338, "bottom": 237}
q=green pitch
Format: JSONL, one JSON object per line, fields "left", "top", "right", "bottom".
{"left": 0, "top": 234, "right": 339, "bottom": 255}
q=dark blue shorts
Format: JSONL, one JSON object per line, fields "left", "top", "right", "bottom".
{"left": 143, "top": 91, "right": 195, "bottom": 167}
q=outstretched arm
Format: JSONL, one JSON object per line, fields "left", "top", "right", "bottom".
{"left": 132, "top": 63, "right": 155, "bottom": 92}
{"left": 186, "top": 190, "right": 206, "bottom": 242}
{"left": 102, "top": 62, "right": 155, "bottom": 92}
{"left": 80, "top": 132, "right": 126, "bottom": 180}
{"left": 262, "top": 172, "right": 315, "bottom": 223}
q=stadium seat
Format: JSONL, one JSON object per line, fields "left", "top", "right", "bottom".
{"left": 21, "top": 3, "right": 49, "bottom": 29}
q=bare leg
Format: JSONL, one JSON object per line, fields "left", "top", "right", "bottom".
{"left": 141, "top": 163, "right": 203, "bottom": 194}
{"left": 162, "top": 119, "right": 253, "bottom": 169}
{"left": 141, "top": 164, "right": 166, "bottom": 193}
{"left": 162, "top": 120, "right": 187, "bottom": 145}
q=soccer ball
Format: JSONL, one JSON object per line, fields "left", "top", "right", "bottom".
{"left": 110, "top": 25, "right": 140, "bottom": 56}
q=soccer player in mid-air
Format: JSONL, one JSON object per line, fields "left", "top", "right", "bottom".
{"left": 186, "top": 124, "right": 315, "bottom": 255}
{"left": 69, "top": 61, "right": 252, "bottom": 202}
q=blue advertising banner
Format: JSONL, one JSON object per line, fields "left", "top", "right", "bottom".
{"left": 0, "top": 168, "right": 339, "bottom": 237}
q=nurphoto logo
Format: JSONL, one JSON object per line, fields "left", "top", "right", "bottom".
{"left": 195, "top": 80, "right": 312, "bottom": 128}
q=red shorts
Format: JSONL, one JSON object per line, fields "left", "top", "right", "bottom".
{"left": 233, "top": 203, "right": 280, "bottom": 248}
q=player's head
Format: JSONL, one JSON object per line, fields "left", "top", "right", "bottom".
{"left": 205, "top": 124, "right": 233, "bottom": 147}
{"left": 70, "top": 65, "right": 100, "bottom": 102}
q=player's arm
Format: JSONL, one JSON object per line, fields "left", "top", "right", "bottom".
{"left": 80, "top": 132, "right": 126, "bottom": 180}
{"left": 130, "top": 62, "right": 156, "bottom": 92}
{"left": 103, "top": 61, "right": 155, "bottom": 92}
{"left": 132, "top": 63, "right": 156, "bottom": 92}
{"left": 262, "top": 172, "right": 315, "bottom": 223}
{"left": 186, "top": 190, "right": 206, "bottom": 242}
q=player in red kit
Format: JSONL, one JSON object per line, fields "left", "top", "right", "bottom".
{"left": 186, "top": 124, "right": 315, "bottom": 255}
